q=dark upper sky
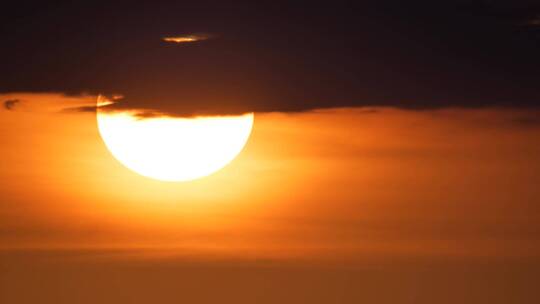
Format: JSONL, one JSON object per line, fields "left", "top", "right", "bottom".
{"left": 1, "top": 0, "right": 540, "bottom": 115}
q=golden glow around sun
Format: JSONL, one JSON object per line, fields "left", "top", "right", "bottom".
{"left": 96, "top": 102, "right": 254, "bottom": 182}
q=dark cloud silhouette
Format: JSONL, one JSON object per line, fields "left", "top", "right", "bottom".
{"left": 3, "top": 99, "right": 20, "bottom": 110}
{"left": 512, "top": 116, "right": 540, "bottom": 127}
{"left": 61, "top": 105, "right": 98, "bottom": 113}
{"left": 1, "top": 1, "right": 539, "bottom": 116}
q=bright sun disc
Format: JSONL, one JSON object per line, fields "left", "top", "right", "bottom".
{"left": 96, "top": 101, "right": 254, "bottom": 182}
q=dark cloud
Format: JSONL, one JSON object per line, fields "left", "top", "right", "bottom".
{"left": 3, "top": 99, "right": 20, "bottom": 110}
{"left": 60, "top": 105, "right": 98, "bottom": 114}
{"left": 64, "top": 103, "right": 175, "bottom": 119}
{"left": 357, "top": 108, "right": 380, "bottom": 115}
{"left": 512, "top": 116, "right": 540, "bottom": 127}
{"left": 1, "top": 1, "right": 539, "bottom": 116}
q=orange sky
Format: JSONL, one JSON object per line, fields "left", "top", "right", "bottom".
{"left": 1, "top": 93, "right": 539, "bottom": 260}
{"left": 2, "top": 93, "right": 540, "bottom": 304}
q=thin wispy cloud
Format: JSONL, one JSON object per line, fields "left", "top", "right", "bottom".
{"left": 162, "top": 33, "right": 212, "bottom": 44}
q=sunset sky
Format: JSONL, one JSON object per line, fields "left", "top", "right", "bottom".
{"left": 1, "top": 1, "right": 540, "bottom": 303}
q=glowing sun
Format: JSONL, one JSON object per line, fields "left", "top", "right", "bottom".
{"left": 96, "top": 98, "right": 254, "bottom": 182}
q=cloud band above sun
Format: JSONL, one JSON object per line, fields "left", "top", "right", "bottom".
{"left": 1, "top": 2, "right": 539, "bottom": 117}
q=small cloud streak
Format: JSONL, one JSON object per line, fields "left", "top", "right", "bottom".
{"left": 3, "top": 99, "right": 20, "bottom": 110}
{"left": 61, "top": 94, "right": 119, "bottom": 114}
{"left": 61, "top": 105, "right": 98, "bottom": 113}
{"left": 162, "top": 33, "right": 211, "bottom": 44}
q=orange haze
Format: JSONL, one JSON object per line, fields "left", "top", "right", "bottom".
{"left": 1, "top": 93, "right": 539, "bottom": 260}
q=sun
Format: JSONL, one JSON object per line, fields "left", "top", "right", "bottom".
{"left": 96, "top": 99, "right": 254, "bottom": 182}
